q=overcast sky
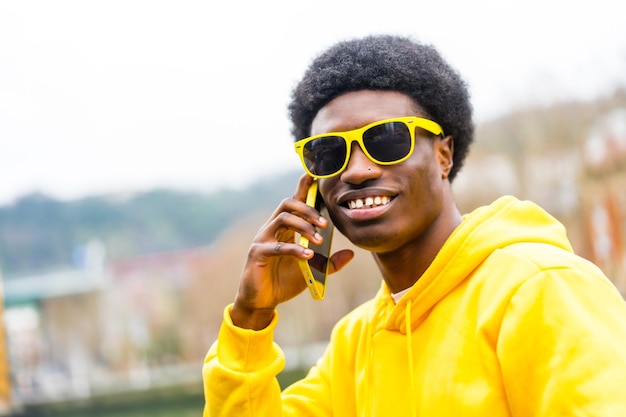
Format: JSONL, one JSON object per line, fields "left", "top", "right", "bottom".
{"left": 1, "top": 0, "right": 625, "bottom": 205}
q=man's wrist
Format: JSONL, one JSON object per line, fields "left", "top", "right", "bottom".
{"left": 230, "top": 302, "right": 275, "bottom": 330}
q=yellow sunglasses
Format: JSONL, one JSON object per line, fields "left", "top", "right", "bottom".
{"left": 294, "top": 116, "right": 444, "bottom": 179}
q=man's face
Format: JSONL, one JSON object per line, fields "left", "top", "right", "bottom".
{"left": 311, "top": 90, "right": 453, "bottom": 254}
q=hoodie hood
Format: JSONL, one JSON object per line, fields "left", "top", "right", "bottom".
{"left": 381, "top": 195, "right": 574, "bottom": 333}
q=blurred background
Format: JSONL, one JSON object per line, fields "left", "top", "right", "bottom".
{"left": 1, "top": 1, "right": 625, "bottom": 415}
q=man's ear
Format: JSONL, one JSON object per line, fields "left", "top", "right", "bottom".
{"left": 436, "top": 135, "right": 454, "bottom": 179}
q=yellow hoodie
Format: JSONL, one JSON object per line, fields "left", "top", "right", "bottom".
{"left": 203, "top": 196, "right": 626, "bottom": 416}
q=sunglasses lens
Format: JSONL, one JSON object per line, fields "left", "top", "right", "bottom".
{"left": 363, "top": 122, "right": 412, "bottom": 162}
{"left": 302, "top": 136, "right": 347, "bottom": 177}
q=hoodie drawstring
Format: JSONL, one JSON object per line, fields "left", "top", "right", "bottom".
{"left": 364, "top": 307, "right": 374, "bottom": 417}
{"left": 405, "top": 299, "right": 417, "bottom": 417}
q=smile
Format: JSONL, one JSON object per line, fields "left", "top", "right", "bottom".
{"left": 348, "top": 196, "right": 391, "bottom": 209}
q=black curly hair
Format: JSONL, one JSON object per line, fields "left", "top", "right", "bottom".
{"left": 288, "top": 34, "right": 474, "bottom": 182}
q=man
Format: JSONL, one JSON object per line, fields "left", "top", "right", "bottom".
{"left": 203, "top": 34, "right": 626, "bottom": 416}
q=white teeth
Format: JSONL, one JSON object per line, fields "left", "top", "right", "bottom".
{"left": 348, "top": 196, "right": 390, "bottom": 209}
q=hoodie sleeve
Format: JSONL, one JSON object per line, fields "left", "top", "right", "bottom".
{"left": 497, "top": 267, "right": 626, "bottom": 416}
{"left": 202, "top": 304, "right": 285, "bottom": 417}
{"left": 202, "top": 304, "right": 334, "bottom": 417}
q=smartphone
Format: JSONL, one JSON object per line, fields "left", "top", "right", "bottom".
{"left": 298, "top": 180, "right": 334, "bottom": 300}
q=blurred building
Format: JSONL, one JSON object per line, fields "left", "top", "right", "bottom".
{"left": 1, "top": 242, "right": 210, "bottom": 410}
{"left": 2, "top": 241, "right": 110, "bottom": 408}
{"left": 579, "top": 109, "right": 626, "bottom": 293}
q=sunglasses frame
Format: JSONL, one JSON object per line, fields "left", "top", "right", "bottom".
{"left": 294, "top": 116, "right": 444, "bottom": 179}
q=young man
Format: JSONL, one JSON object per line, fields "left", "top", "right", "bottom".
{"left": 203, "top": 35, "right": 626, "bottom": 416}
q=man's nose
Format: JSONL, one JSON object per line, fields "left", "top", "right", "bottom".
{"left": 340, "top": 142, "right": 381, "bottom": 183}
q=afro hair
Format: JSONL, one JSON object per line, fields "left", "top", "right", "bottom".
{"left": 288, "top": 34, "right": 474, "bottom": 182}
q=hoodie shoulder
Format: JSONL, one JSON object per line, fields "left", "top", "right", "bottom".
{"left": 463, "top": 196, "right": 573, "bottom": 251}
